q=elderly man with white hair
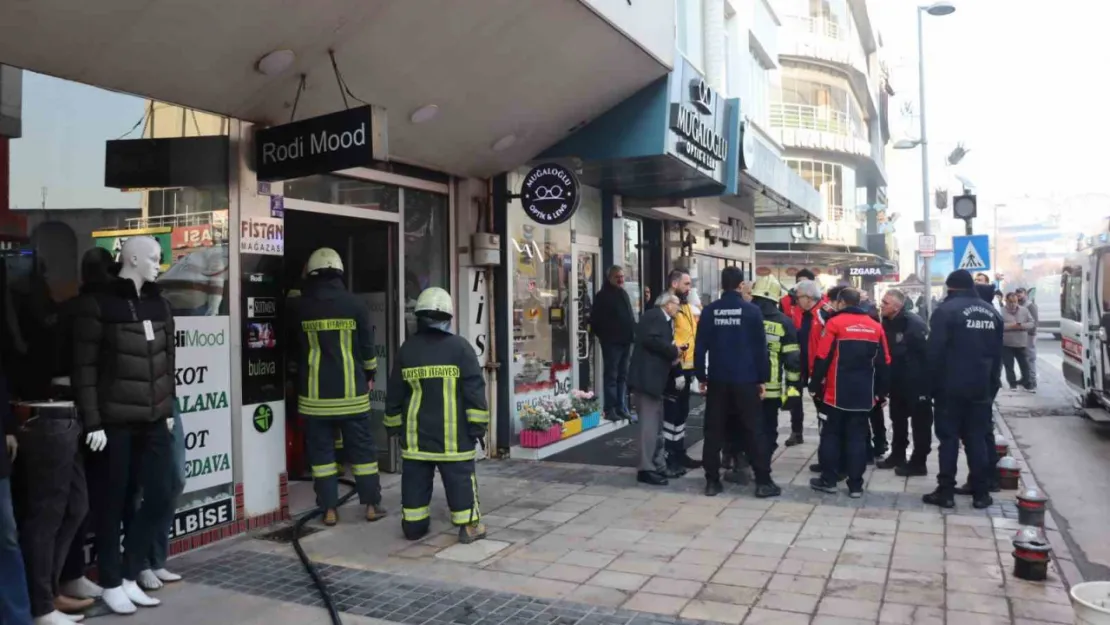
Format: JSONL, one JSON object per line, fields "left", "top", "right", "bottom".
{"left": 627, "top": 291, "right": 683, "bottom": 486}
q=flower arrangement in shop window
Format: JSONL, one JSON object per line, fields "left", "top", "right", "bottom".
{"left": 570, "top": 390, "right": 603, "bottom": 431}
{"left": 519, "top": 402, "right": 563, "bottom": 448}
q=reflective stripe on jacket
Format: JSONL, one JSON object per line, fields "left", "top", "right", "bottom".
{"left": 755, "top": 299, "right": 802, "bottom": 399}
{"left": 384, "top": 329, "right": 488, "bottom": 462}
{"left": 293, "top": 276, "right": 377, "bottom": 417}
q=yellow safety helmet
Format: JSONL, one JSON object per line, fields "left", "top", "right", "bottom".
{"left": 305, "top": 247, "right": 343, "bottom": 275}
{"left": 751, "top": 275, "right": 784, "bottom": 302}
{"left": 415, "top": 287, "right": 453, "bottom": 319}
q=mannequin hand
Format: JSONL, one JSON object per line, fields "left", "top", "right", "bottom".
{"left": 4, "top": 435, "right": 16, "bottom": 461}
{"left": 167, "top": 418, "right": 174, "bottom": 432}
{"left": 86, "top": 430, "right": 107, "bottom": 452}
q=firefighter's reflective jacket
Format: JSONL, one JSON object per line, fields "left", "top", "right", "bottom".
{"left": 384, "top": 328, "right": 488, "bottom": 462}
{"left": 754, "top": 298, "right": 802, "bottom": 400}
{"left": 292, "top": 276, "right": 377, "bottom": 418}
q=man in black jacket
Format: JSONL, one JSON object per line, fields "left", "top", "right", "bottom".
{"left": 592, "top": 266, "right": 636, "bottom": 421}
{"left": 628, "top": 293, "right": 681, "bottom": 486}
{"left": 876, "top": 289, "right": 933, "bottom": 476}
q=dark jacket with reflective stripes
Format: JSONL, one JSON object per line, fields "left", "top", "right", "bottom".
{"left": 754, "top": 297, "right": 801, "bottom": 400}
{"left": 383, "top": 327, "right": 488, "bottom": 462}
{"left": 292, "top": 275, "right": 376, "bottom": 417}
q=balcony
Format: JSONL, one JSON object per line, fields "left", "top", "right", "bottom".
{"left": 778, "top": 15, "right": 876, "bottom": 117}
{"left": 769, "top": 103, "right": 872, "bottom": 159}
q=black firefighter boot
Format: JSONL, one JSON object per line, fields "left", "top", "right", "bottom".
{"left": 784, "top": 432, "right": 804, "bottom": 447}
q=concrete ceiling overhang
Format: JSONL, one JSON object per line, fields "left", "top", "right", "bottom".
{"left": 0, "top": 0, "right": 671, "bottom": 179}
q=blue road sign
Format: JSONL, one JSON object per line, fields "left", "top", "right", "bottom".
{"left": 952, "top": 234, "right": 991, "bottom": 272}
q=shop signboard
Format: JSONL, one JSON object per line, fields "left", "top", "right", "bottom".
{"left": 666, "top": 61, "right": 730, "bottom": 183}
{"left": 512, "top": 367, "right": 572, "bottom": 433}
{"left": 518, "top": 163, "right": 581, "bottom": 226}
{"left": 848, "top": 265, "right": 885, "bottom": 278}
{"left": 174, "top": 315, "right": 234, "bottom": 494}
{"left": 464, "top": 268, "right": 490, "bottom": 365}
{"left": 240, "top": 216, "right": 284, "bottom": 256}
{"left": 93, "top": 227, "right": 173, "bottom": 270}
{"left": 172, "top": 224, "right": 214, "bottom": 250}
{"left": 254, "top": 106, "right": 374, "bottom": 181}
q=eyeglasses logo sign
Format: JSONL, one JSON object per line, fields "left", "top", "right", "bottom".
{"left": 519, "top": 163, "right": 581, "bottom": 226}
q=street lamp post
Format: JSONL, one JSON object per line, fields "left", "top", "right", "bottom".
{"left": 904, "top": 2, "right": 955, "bottom": 321}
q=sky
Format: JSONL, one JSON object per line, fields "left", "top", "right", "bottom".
{"left": 9, "top": 71, "right": 144, "bottom": 210}
{"left": 876, "top": 0, "right": 1110, "bottom": 273}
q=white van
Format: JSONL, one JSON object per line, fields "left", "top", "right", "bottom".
{"left": 1031, "top": 273, "right": 1062, "bottom": 338}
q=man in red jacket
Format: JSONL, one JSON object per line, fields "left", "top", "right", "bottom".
{"left": 808, "top": 288, "right": 891, "bottom": 497}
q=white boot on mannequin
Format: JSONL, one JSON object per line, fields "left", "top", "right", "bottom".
{"left": 153, "top": 568, "right": 182, "bottom": 583}
{"left": 122, "top": 580, "right": 160, "bottom": 606}
{"left": 61, "top": 614, "right": 85, "bottom": 623}
{"left": 59, "top": 577, "right": 103, "bottom": 599}
{"left": 137, "top": 569, "right": 163, "bottom": 591}
{"left": 100, "top": 587, "right": 137, "bottom": 615}
{"left": 33, "top": 610, "right": 83, "bottom": 624}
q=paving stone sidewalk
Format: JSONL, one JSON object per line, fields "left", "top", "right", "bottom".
{"left": 135, "top": 396, "right": 1079, "bottom": 625}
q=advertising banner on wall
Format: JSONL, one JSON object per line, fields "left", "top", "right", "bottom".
{"left": 174, "top": 315, "right": 234, "bottom": 496}
{"left": 93, "top": 226, "right": 174, "bottom": 270}
{"left": 241, "top": 254, "right": 285, "bottom": 405}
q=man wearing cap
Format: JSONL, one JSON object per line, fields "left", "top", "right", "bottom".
{"left": 923, "top": 270, "right": 1003, "bottom": 510}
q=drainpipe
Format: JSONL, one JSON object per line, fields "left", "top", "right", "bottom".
{"left": 703, "top": 0, "right": 727, "bottom": 93}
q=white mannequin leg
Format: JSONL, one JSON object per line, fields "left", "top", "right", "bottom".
{"left": 121, "top": 580, "right": 160, "bottom": 607}
{"left": 152, "top": 568, "right": 182, "bottom": 583}
{"left": 33, "top": 611, "right": 81, "bottom": 625}
{"left": 100, "top": 586, "right": 137, "bottom": 614}
{"left": 137, "top": 569, "right": 164, "bottom": 591}
{"left": 61, "top": 613, "right": 85, "bottom": 623}
{"left": 59, "top": 577, "right": 103, "bottom": 599}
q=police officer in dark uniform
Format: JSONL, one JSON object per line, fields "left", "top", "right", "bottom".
{"left": 385, "top": 287, "right": 489, "bottom": 544}
{"left": 292, "top": 248, "right": 386, "bottom": 526}
{"left": 923, "top": 270, "right": 1003, "bottom": 509}
{"left": 695, "top": 266, "right": 781, "bottom": 499}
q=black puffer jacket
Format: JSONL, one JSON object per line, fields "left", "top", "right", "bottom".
{"left": 72, "top": 278, "right": 176, "bottom": 431}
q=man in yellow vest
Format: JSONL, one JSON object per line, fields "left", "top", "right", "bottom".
{"left": 662, "top": 268, "right": 702, "bottom": 475}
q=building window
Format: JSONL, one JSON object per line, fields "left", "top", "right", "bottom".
{"left": 403, "top": 189, "right": 449, "bottom": 338}
{"left": 779, "top": 0, "right": 852, "bottom": 41}
{"left": 773, "top": 74, "right": 867, "bottom": 140}
{"left": 284, "top": 174, "right": 400, "bottom": 212}
{"left": 676, "top": 0, "right": 705, "bottom": 70}
{"left": 786, "top": 159, "right": 844, "bottom": 221}
{"left": 623, "top": 219, "right": 644, "bottom": 317}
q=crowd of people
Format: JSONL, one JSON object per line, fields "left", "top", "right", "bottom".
{"left": 598, "top": 264, "right": 1013, "bottom": 508}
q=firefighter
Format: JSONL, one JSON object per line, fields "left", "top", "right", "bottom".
{"left": 747, "top": 276, "right": 802, "bottom": 458}
{"left": 292, "top": 247, "right": 385, "bottom": 526}
{"left": 384, "top": 287, "right": 489, "bottom": 544}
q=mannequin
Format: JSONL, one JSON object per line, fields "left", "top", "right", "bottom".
{"left": 72, "top": 237, "right": 176, "bottom": 615}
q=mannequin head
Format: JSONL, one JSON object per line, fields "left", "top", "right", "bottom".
{"left": 117, "top": 236, "right": 161, "bottom": 293}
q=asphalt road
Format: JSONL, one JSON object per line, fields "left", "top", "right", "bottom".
{"left": 1002, "top": 336, "right": 1110, "bottom": 582}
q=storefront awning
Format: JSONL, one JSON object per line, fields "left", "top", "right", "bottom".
{"left": 738, "top": 131, "right": 823, "bottom": 225}
{"left": 538, "top": 60, "right": 740, "bottom": 199}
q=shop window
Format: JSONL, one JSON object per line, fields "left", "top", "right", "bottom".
{"left": 403, "top": 189, "right": 449, "bottom": 338}
{"left": 511, "top": 221, "right": 573, "bottom": 396}
{"left": 284, "top": 174, "right": 399, "bottom": 212}
{"left": 623, "top": 219, "right": 643, "bottom": 317}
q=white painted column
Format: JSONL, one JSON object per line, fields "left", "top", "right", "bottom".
{"left": 702, "top": 0, "right": 727, "bottom": 92}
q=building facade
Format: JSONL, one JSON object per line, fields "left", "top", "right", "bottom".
{"left": 755, "top": 0, "right": 898, "bottom": 290}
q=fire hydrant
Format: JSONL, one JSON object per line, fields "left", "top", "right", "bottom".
{"left": 994, "top": 435, "right": 1009, "bottom": 458}
{"left": 997, "top": 456, "right": 1022, "bottom": 490}
{"left": 1012, "top": 526, "right": 1053, "bottom": 581}
{"left": 1016, "top": 488, "right": 1049, "bottom": 528}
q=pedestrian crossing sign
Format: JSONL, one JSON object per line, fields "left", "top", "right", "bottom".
{"left": 953, "top": 234, "right": 991, "bottom": 271}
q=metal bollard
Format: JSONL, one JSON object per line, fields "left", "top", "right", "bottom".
{"left": 994, "top": 435, "right": 1009, "bottom": 458}
{"left": 1016, "top": 488, "right": 1049, "bottom": 528}
{"left": 997, "top": 456, "right": 1021, "bottom": 490}
{"left": 1012, "top": 526, "right": 1053, "bottom": 581}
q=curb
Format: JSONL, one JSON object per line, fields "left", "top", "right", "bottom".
{"left": 993, "top": 403, "right": 1086, "bottom": 589}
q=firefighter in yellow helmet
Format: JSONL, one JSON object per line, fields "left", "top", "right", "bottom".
{"left": 292, "top": 247, "right": 386, "bottom": 526}
{"left": 747, "top": 275, "right": 803, "bottom": 458}
{"left": 384, "top": 287, "right": 489, "bottom": 544}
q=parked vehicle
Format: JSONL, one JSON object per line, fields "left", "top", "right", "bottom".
{"left": 1061, "top": 225, "right": 1110, "bottom": 422}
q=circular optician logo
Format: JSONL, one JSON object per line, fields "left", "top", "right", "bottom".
{"left": 252, "top": 403, "right": 274, "bottom": 433}
{"left": 519, "top": 163, "right": 581, "bottom": 226}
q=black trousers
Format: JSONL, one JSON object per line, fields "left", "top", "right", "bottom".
{"left": 819, "top": 409, "right": 869, "bottom": 491}
{"left": 400, "top": 460, "right": 479, "bottom": 540}
{"left": 1002, "top": 346, "right": 1031, "bottom": 388}
{"left": 788, "top": 398, "right": 804, "bottom": 435}
{"left": 761, "top": 399, "right": 781, "bottom": 457}
{"left": 14, "top": 408, "right": 88, "bottom": 617}
{"left": 888, "top": 393, "right": 934, "bottom": 466}
{"left": 704, "top": 383, "right": 770, "bottom": 484}
{"left": 936, "top": 396, "right": 992, "bottom": 496}
{"left": 868, "top": 405, "right": 887, "bottom": 455}
{"left": 89, "top": 422, "right": 173, "bottom": 588}
{"left": 305, "top": 415, "right": 381, "bottom": 509}
{"left": 662, "top": 373, "right": 693, "bottom": 460}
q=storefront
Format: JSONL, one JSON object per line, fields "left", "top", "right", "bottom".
{"left": 492, "top": 59, "right": 742, "bottom": 459}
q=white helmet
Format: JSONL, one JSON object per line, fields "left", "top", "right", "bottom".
{"left": 305, "top": 247, "right": 343, "bottom": 275}
{"left": 415, "top": 287, "right": 453, "bottom": 318}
